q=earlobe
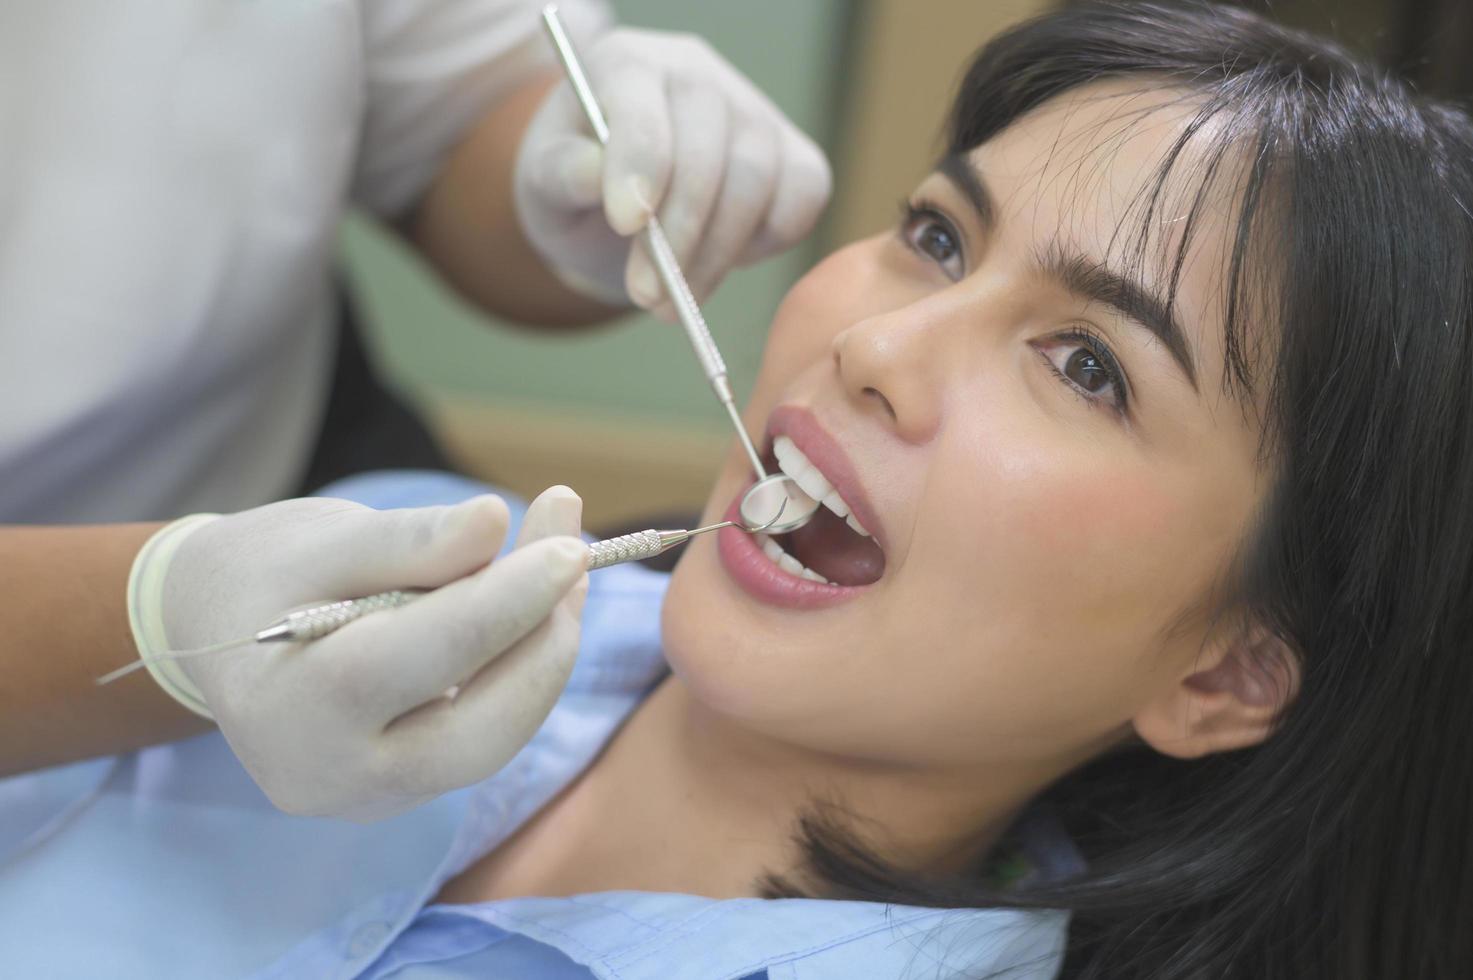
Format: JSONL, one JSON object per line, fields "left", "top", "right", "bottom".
{"left": 1133, "top": 625, "right": 1300, "bottom": 760}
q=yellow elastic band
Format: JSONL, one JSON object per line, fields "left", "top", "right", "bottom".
{"left": 126, "top": 514, "right": 221, "bottom": 720}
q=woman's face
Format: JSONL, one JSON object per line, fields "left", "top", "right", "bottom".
{"left": 662, "top": 82, "right": 1270, "bottom": 776}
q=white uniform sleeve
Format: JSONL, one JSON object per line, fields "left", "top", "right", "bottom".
{"left": 351, "top": 0, "right": 613, "bottom": 219}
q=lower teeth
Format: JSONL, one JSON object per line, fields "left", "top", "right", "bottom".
{"left": 757, "top": 534, "right": 831, "bottom": 584}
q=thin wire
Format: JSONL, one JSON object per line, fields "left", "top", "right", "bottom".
{"left": 94, "top": 636, "right": 255, "bottom": 686}
{"left": 721, "top": 396, "right": 767, "bottom": 480}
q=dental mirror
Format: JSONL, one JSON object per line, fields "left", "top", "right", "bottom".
{"left": 740, "top": 474, "right": 820, "bottom": 535}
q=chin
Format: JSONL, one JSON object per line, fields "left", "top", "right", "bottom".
{"left": 659, "top": 536, "right": 816, "bottom": 725}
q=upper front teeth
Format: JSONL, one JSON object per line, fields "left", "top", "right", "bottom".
{"left": 773, "top": 436, "right": 871, "bottom": 537}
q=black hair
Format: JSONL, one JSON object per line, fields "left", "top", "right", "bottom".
{"left": 764, "top": 3, "right": 1473, "bottom": 977}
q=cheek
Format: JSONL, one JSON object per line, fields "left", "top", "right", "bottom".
{"left": 940, "top": 418, "right": 1221, "bottom": 605}
{"left": 886, "top": 439, "right": 1241, "bottom": 751}
{"left": 748, "top": 239, "right": 892, "bottom": 401}
{"left": 1005, "top": 457, "right": 1179, "bottom": 561}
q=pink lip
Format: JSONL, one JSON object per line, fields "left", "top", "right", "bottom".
{"left": 716, "top": 494, "right": 871, "bottom": 609}
{"left": 764, "top": 405, "right": 886, "bottom": 552}
{"left": 714, "top": 404, "right": 884, "bottom": 611}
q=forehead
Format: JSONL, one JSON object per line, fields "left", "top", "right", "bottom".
{"left": 968, "top": 80, "right": 1227, "bottom": 237}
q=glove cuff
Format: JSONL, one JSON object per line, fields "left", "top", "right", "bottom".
{"left": 127, "top": 514, "right": 221, "bottom": 720}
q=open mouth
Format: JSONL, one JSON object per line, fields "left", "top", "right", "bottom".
{"left": 745, "top": 435, "right": 887, "bottom": 589}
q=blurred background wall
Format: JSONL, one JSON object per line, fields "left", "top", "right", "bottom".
{"left": 339, "top": 0, "right": 1468, "bottom": 529}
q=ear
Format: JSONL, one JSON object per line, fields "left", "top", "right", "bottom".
{"left": 1132, "top": 623, "right": 1300, "bottom": 760}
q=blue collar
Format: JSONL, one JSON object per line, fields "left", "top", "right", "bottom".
{"left": 427, "top": 890, "right": 1069, "bottom": 979}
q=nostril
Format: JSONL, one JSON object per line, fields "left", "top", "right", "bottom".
{"left": 862, "top": 386, "right": 897, "bottom": 422}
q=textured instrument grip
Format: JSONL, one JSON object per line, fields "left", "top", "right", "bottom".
{"left": 280, "top": 591, "right": 418, "bottom": 641}
{"left": 588, "top": 529, "right": 664, "bottom": 570}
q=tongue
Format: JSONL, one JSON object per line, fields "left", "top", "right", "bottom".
{"left": 783, "top": 506, "right": 885, "bottom": 587}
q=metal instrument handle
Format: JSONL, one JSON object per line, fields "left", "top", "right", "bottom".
{"left": 540, "top": 5, "right": 762, "bottom": 477}
{"left": 255, "top": 590, "right": 419, "bottom": 643}
{"left": 247, "top": 507, "right": 778, "bottom": 644}
{"left": 587, "top": 529, "right": 667, "bottom": 569}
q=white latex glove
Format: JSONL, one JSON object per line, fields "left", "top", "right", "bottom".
{"left": 515, "top": 27, "right": 833, "bottom": 312}
{"left": 130, "top": 486, "right": 589, "bottom": 821}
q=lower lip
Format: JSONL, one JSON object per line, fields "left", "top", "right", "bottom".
{"left": 716, "top": 488, "right": 872, "bottom": 610}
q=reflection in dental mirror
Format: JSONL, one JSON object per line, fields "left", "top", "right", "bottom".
{"left": 740, "top": 474, "right": 819, "bottom": 535}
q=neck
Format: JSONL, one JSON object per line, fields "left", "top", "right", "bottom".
{"left": 442, "top": 677, "right": 1064, "bottom": 903}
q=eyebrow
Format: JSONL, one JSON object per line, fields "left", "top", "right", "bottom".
{"left": 935, "top": 152, "right": 1200, "bottom": 390}
{"left": 1042, "top": 248, "right": 1199, "bottom": 390}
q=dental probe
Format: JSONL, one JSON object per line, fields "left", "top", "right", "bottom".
{"left": 540, "top": 5, "right": 821, "bottom": 536}
{"left": 245, "top": 514, "right": 773, "bottom": 643}
{"left": 539, "top": 5, "right": 766, "bottom": 480}
{"left": 95, "top": 508, "right": 783, "bottom": 686}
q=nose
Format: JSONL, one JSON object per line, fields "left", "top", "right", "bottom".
{"left": 831, "top": 307, "right": 949, "bottom": 444}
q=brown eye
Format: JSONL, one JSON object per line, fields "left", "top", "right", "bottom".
{"left": 1034, "top": 330, "right": 1130, "bottom": 414}
{"left": 899, "top": 204, "right": 965, "bottom": 281}
{"left": 1065, "top": 348, "right": 1112, "bottom": 393}
{"left": 917, "top": 222, "right": 958, "bottom": 263}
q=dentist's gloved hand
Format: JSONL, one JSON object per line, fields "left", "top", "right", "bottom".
{"left": 129, "top": 486, "right": 589, "bottom": 821}
{"left": 515, "top": 27, "right": 832, "bottom": 312}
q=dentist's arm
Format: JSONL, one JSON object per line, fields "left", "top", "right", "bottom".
{"left": 0, "top": 522, "right": 206, "bottom": 777}
{"left": 408, "top": 27, "right": 831, "bottom": 326}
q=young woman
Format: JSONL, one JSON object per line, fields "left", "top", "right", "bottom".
{"left": 3, "top": 2, "right": 1468, "bottom": 977}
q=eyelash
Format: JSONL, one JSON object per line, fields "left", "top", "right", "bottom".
{"left": 896, "top": 198, "right": 1132, "bottom": 416}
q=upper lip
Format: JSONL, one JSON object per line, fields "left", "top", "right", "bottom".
{"left": 764, "top": 405, "right": 887, "bottom": 552}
